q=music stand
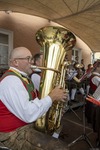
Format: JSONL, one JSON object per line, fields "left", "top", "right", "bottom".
{"left": 67, "top": 94, "right": 94, "bottom": 149}
{"left": 66, "top": 101, "right": 82, "bottom": 121}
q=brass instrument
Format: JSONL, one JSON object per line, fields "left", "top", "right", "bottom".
{"left": 74, "top": 63, "right": 84, "bottom": 79}
{"left": 75, "top": 63, "right": 84, "bottom": 69}
{"left": 34, "top": 26, "right": 76, "bottom": 134}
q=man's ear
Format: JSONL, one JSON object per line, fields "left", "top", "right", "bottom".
{"left": 13, "top": 59, "right": 19, "bottom": 67}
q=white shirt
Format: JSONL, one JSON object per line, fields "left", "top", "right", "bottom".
{"left": 67, "top": 68, "right": 78, "bottom": 80}
{"left": 0, "top": 67, "right": 52, "bottom": 123}
{"left": 31, "top": 69, "right": 41, "bottom": 91}
{"left": 92, "top": 72, "right": 100, "bottom": 87}
{"left": 93, "top": 85, "right": 100, "bottom": 101}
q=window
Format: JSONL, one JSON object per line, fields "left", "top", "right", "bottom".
{"left": 72, "top": 48, "right": 82, "bottom": 63}
{"left": 0, "top": 29, "right": 13, "bottom": 69}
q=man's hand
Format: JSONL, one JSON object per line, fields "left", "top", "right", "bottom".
{"left": 49, "top": 86, "right": 67, "bottom": 102}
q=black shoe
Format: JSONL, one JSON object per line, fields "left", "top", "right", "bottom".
{"left": 71, "top": 99, "right": 77, "bottom": 103}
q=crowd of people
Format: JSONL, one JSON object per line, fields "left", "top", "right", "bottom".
{"left": 66, "top": 59, "right": 100, "bottom": 147}
{"left": 0, "top": 46, "right": 100, "bottom": 149}
{"left": 66, "top": 60, "right": 100, "bottom": 103}
{"left": 66, "top": 59, "right": 95, "bottom": 105}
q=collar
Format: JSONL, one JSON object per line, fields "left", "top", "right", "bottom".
{"left": 10, "top": 67, "right": 28, "bottom": 77}
{"left": 9, "top": 67, "right": 29, "bottom": 83}
{"left": 34, "top": 68, "right": 41, "bottom": 73}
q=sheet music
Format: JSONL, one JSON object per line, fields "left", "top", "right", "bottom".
{"left": 93, "top": 85, "right": 100, "bottom": 101}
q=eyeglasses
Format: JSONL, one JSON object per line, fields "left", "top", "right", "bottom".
{"left": 15, "top": 56, "right": 33, "bottom": 63}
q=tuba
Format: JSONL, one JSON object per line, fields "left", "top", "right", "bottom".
{"left": 34, "top": 26, "right": 76, "bottom": 134}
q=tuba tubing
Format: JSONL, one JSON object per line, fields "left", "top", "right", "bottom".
{"left": 31, "top": 65, "right": 60, "bottom": 73}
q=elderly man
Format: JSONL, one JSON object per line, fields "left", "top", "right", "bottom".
{"left": 0, "top": 47, "right": 67, "bottom": 150}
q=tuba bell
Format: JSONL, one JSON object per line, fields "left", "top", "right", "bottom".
{"left": 34, "top": 26, "right": 76, "bottom": 134}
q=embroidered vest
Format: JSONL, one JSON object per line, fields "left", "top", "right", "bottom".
{"left": 89, "top": 74, "right": 99, "bottom": 95}
{"left": 0, "top": 70, "right": 38, "bottom": 132}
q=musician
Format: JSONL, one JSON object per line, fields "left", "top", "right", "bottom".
{"left": 91, "top": 61, "right": 100, "bottom": 146}
{"left": 89, "top": 61, "right": 100, "bottom": 95}
{"left": 81, "top": 59, "right": 85, "bottom": 74}
{"left": 66, "top": 63, "right": 85, "bottom": 104}
{"left": 85, "top": 61, "right": 100, "bottom": 147}
{"left": 66, "top": 64, "right": 77, "bottom": 103}
{"left": 87, "top": 85, "right": 100, "bottom": 147}
{"left": 0, "top": 47, "right": 67, "bottom": 150}
{"left": 85, "top": 64, "right": 93, "bottom": 95}
{"left": 85, "top": 61, "right": 100, "bottom": 119}
{"left": 74, "top": 63, "right": 85, "bottom": 95}
{"left": 31, "top": 53, "right": 43, "bottom": 91}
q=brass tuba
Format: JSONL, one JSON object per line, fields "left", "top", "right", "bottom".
{"left": 34, "top": 26, "right": 76, "bottom": 134}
